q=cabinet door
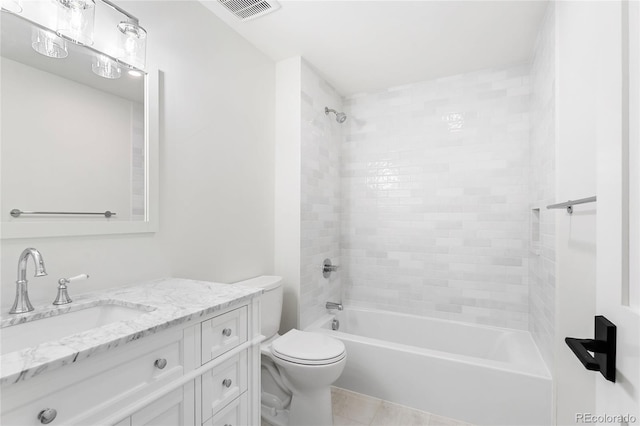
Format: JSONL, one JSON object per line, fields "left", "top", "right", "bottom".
{"left": 2, "top": 328, "right": 185, "bottom": 426}
{"left": 203, "top": 393, "right": 248, "bottom": 426}
{"left": 130, "top": 382, "right": 195, "bottom": 426}
{"left": 201, "top": 350, "right": 248, "bottom": 421}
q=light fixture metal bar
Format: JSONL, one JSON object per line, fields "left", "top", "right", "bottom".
{"left": 98, "top": 0, "right": 139, "bottom": 23}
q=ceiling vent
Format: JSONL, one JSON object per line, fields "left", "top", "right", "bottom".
{"left": 218, "top": 0, "right": 281, "bottom": 21}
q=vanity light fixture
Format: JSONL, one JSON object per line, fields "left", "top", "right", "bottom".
{"left": 6, "top": 0, "right": 147, "bottom": 75}
{"left": 32, "top": 27, "right": 69, "bottom": 59}
{"left": 92, "top": 54, "right": 121, "bottom": 79}
{"left": 55, "top": 0, "right": 96, "bottom": 46}
{"left": 100, "top": 0, "right": 147, "bottom": 70}
{"left": 1, "top": 0, "right": 22, "bottom": 14}
{"left": 45, "top": 0, "right": 147, "bottom": 69}
{"left": 117, "top": 19, "right": 146, "bottom": 70}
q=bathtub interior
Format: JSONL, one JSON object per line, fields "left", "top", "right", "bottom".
{"left": 312, "top": 307, "right": 550, "bottom": 378}
{"left": 308, "top": 307, "right": 552, "bottom": 425}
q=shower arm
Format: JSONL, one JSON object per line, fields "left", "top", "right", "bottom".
{"left": 324, "top": 106, "right": 347, "bottom": 123}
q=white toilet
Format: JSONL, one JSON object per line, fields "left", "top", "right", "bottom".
{"left": 236, "top": 276, "right": 346, "bottom": 426}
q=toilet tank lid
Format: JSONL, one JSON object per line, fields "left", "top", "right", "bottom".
{"left": 234, "top": 275, "right": 282, "bottom": 291}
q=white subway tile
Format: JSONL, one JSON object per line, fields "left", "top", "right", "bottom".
{"left": 341, "top": 62, "right": 532, "bottom": 330}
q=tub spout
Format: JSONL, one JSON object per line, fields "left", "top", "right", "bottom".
{"left": 326, "top": 301, "right": 343, "bottom": 311}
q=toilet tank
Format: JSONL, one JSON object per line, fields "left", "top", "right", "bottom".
{"left": 234, "top": 276, "right": 283, "bottom": 338}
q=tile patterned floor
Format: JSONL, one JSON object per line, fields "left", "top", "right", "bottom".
{"left": 262, "top": 387, "right": 474, "bottom": 426}
{"left": 331, "top": 387, "right": 474, "bottom": 426}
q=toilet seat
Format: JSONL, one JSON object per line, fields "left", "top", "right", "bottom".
{"left": 271, "top": 329, "right": 346, "bottom": 365}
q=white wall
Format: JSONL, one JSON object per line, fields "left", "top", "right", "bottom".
{"left": 554, "top": 1, "right": 598, "bottom": 423}
{"left": 529, "top": 3, "right": 556, "bottom": 372}
{"left": 341, "top": 65, "right": 531, "bottom": 329}
{"left": 274, "top": 57, "right": 343, "bottom": 331}
{"left": 1, "top": 0, "right": 275, "bottom": 310}
{"left": 274, "top": 56, "right": 302, "bottom": 333}
{"left": 149, "top": 1, "right": 275, "bottom": 284}
{"left": 299, "top": 60, "right": 342, "bottom": 329}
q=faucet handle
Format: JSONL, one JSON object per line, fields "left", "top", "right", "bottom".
{"left": 54, "top": 274, "right": 89, "bottom": 305}
{"left": 59, "top": 274, "right": 89, "bottom": 285}
{"left": 322, "top": 259, "right": 340, "bottom": 278}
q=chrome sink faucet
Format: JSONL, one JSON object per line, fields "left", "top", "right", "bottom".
{"left": 10, "top": 248, "right": 47, "bottom": 314}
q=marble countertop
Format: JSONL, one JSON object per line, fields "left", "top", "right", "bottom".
{"left": 0, "top": 278, "right": 262, "bottom": 386}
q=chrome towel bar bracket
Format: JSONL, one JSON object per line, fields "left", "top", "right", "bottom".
{"left": 546, "top": 196, "right": 596, "bottom": 214}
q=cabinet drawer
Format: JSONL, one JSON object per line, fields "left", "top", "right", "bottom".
{"left": 201, "top": 350, "right": 248, "bottom": 421}
{"left": 130, "top": 382, "right": 195, "bottom": 426}
{"left": 203, "top": 393, "right": 248, "bottom": 426}
{"left": 2, "top": 331, "right": 184, "bottom": 425}
{"left": 201, "top": 306, "right": 247, "bottom": 364}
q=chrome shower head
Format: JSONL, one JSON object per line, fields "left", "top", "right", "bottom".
{"left": 325, "top": 106, "right": 347, "bottom": 124}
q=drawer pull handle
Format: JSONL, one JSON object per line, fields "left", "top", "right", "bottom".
{"left": 38, "top": 408, "right": 57, "bottom": 424}
{"left": 222, "top": 328, "right": 232, "bottom": 337}
{"left": 222, "top": 378, "right": 233, "bottom": 388}
{"left": 154, "top": 358, "right": 168, "bottom": 369}
{"left": 224, "top": 424, "right": 232, "bottom": 426}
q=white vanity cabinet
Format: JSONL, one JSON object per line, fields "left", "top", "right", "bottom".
{"left": 117, "top": 383, "right": 196, "bottom": 426}
{"left": 0, "top": 296, "right": 261, "bottom": 426}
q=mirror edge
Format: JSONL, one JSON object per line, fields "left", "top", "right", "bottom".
{"left": 0, "top": 68, "right": 160, "bottom": 240}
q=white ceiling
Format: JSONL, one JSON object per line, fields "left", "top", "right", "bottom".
{"left": 200, "top": 0, "right": 548, "bottom": 96}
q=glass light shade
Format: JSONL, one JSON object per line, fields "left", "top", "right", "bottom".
{"left": 92, "top": 55, "right": 121, "bottom": 79}
{"left": 32, "top": 28, "right": 68, "bottom": 59}
{"left": 1, "top": 0, "right": 22, "bottom": 13}
{"left": 56, "top": 0, "right": 95, "bottom": 46}
{"left": 117, "top": 21, "right": 146, "bottom": 70}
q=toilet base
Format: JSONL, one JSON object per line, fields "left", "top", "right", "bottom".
{"left": 288, "top": 386, "right": 333, "bottom": 426}
{"left": 261, "top": 387, "right": 334, "bottom": 426}
{"left": 261, "top": 404, "right": 290, "bottom": 426}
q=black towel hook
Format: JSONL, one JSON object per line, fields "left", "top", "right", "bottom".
{"left": 565, "top": 316, "right": 616, "bottom": 382}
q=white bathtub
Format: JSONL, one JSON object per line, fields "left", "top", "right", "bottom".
{"left": 307, "top": 308, "right": 552, "bottom": 426}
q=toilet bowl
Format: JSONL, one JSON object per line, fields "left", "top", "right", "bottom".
{"left": 269, "top": 329, "right": 346, "bottom": 425}
{"left": 235, "top": 276, "right": 346, "bottom": 426}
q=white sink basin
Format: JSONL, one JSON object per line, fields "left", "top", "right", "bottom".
{"left": 1, "top": 303, "right": 155, "bottom": 355}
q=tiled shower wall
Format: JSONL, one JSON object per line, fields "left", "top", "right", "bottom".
{"left": 299, "top": 60, "right": 342, "bottom": 329}
{"left": 528, "top": 4, "right": 556, "bottom": 369}
{"left": 341, "top": 65, "right": 531, "bottom": 329}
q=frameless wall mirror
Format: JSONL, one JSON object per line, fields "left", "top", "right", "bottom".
{"left": 0, "top": 8, "right": 158, "bottom": 239}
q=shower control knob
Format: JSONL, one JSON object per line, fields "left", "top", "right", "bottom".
{"left": 37, "top": 408, "right": 57, "bottom": 424}
{"left": 322, "top": 258, "right": 339, "bottom": 278}
{"left": 154, "top": 358, "right": 167, "bottom": 369}
{"left": 222, "top": 328, "right": 232, "bottom": 337}
{"left": 222, "top": 378, "right": 232, "bottom": 388}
